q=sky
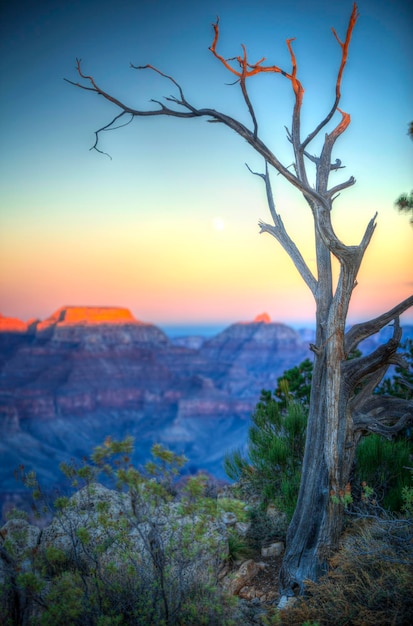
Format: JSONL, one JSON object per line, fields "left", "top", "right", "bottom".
{"left": 0, "top": 0, "right": 412, "bottom": 329}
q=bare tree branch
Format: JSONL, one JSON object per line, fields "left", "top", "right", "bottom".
{"left": 301, "top": 3, "right": 359, "bottom": 150}
{"left": 249, "top": 162, "right": 317, "bottom": 296}
{"left": 209, "top": 18, "right": 305, "bottom": 143}
{"left": 345, "top": 295, "right": 413, "bottom": 355}
{"left": 343, "top": 318, "right": 402, "bottom": 393}
{"left": 352, "top": 397, "right": 413, "bottom": 438}
{"left": 317, "top": 109, "right": 352, "bottom": 196}
{"left": 66, "top": 59, "right": 332, "bottom": 210}
{"left": 327, "top": 175, "right": 356, "bottom": 200}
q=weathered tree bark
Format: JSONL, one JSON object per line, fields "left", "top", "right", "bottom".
{"left": 66, "top": 2, "right": 413, "bottom": 597}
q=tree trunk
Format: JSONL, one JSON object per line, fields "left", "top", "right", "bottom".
{"left": 67, "top": 2, "right": 413, "bottom": 599}
{"left": 280, "top": 269, "right": 413, "bottom": 596}
{"left": 279, "top": 314, "right": 356, "bottom": 595}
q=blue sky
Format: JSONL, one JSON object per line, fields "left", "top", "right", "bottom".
{"left": 0, "top": 0, "right": 412, "bottom": 327}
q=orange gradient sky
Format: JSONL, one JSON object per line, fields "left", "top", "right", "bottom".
{"left": 0, "top": 0, "right": 412, "bottom": 328}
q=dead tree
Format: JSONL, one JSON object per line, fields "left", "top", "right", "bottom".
{"left": 66, "top": 3, "right": 413, "bottom": 598}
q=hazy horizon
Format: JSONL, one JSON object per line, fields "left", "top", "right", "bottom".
{"left": 2, "top": 304, "right": 412, "bottom": 338}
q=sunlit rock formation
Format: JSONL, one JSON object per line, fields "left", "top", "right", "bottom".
{"left": 253, "top": 312, "right": 271, "bottom": 323}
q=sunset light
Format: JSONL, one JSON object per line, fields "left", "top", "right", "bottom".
{"left": 0, "top": 0, "right": 411, "bottom": 328}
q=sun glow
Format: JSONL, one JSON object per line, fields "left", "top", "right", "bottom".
{"left": 212, "top": 217, "right": 225, "bottom": 231}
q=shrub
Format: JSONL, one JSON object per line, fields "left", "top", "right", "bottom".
{"left": 246, "top": 506, "right": 288, "bottom": 550}
{"left": 354, "top": 434, "right": 412, "bottom": 511}
{"left": 224, "top": 382, "right": 307, "bottom": 519}
{"left": 226, "top": 531, "right": 254, "bottom": 564}
{"left": 0, "top": 439, "right": 235, "bottom": 625}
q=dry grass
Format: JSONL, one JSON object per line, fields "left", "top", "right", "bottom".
{"left": 280, "top": 516, "right": 413, "bottom": 626}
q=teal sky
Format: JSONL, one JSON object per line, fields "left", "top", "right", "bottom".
{"left": 0, "top": 0, "right": 412, "bottom": 327}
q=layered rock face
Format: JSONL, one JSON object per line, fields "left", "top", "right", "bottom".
{"left": 0, "top": 307, "right": 310, "bottom": 513}
{"left": 201, "top": 315, "right": 308, "bottom": 397}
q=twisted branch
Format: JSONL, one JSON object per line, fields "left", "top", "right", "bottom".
{"left": 345, "top": 295, "right": 413, "bottom": 355}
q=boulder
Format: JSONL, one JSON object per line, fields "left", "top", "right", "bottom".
{"left": 261, "top": 541, "right": 284, "bottom": 557}
{"left": 222, "top": 558, "right": 261, "bottom": 595}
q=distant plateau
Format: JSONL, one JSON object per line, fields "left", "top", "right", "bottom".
{"left": 1, "top": 306, "right": 411, "bottom": 519}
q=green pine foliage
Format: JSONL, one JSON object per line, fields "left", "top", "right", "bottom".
{"left": 224, "top": 378, "right": 307, "bottom": 519}
{"left": 354, "top": 435, "right": 412, "bottom": 511}
{"left": 226, "top": 350, "right": 413, "bottom": 518}
{"left": 273, "top": 358, "right": 313, "bottom": 410}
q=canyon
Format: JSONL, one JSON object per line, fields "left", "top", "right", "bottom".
{"left": 1, "top": 306, "right": 411, "bottom": 519}
{"left": 0, "top": 306, "right": 309, "bottom": 516}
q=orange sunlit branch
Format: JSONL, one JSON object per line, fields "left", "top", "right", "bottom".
{"left": 209, "top": 17, "right": 304, "bottom": 136}
{"left": 301, "top": 3, "right": 359, "bottom": 150}
{"left": 209, "top": 17, "right": 302, "bottom": 85}
{"left": 285, "top": 38, "right": 303, "bottom": 106}
{"left": 332, "top": 2, "right": 359, "bottom": 102}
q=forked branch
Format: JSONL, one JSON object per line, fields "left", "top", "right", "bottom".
{"left": 345, "top": 295, "right": 413, "bottom": 355}
{"left": 250, "top": 162, "right": 317, "bottom": 296}
{"left": 302, "top": 3, "right": 359, "bottom": 150}
{"left": 352, "top": 397, "right": 413, "bottom": 439}
{"left": 209, "top": 18, "right": 304, "bottom": 141}
{"left": 65, "top": 59, "right": 326, "bottom": 205}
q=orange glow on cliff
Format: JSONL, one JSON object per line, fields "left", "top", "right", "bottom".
{"left": 57, "top": 306, "right": 138, "bottom": 325}
{"left": 0, "top": 307, "right": 145, "bottom": 334}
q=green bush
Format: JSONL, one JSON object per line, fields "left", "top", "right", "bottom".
{"left": 0, "top": 439, "right": 235, "bottom": 625}
{"left": 245, "top": 506, "right": 288, "bottom": 550}
{"left": 354, "top": 434, "right": 412, "bottom": 511}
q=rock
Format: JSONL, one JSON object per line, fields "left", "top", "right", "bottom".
{"left": 201, "top": 318, "right": 308, "bottom": 397}
{"left": 0, "top": 481, "right": 230, "bottom": 624}
{"left": 253, "top": 313, "right": 271, "bottom": 323}
{"left": 278, "top": 594, "right": 298, "bottom": 609}
{"left": 0, "top": 517, "right": 41, "bottom": 556}
{"left": 0, "top": 314, "right": 35, "bottom": 333}
{"left": 39, "top": 482, "right": 227, "bottom": 588}
{"left": 266, "top": 503, "right": 278, "bottom": 518}
{"left": 261, "top": 590, "right": 278, "bottom": 603}
{"left": 222, "top": 511, "right": 237, "bottom": 527}
{"left": 171, "top": 335, "right": 206, "bottom": 349}
{"left": 261, "top": 542, "right": 284, "bottom": 557}
{"left": 222, "top": 559, "right": 260, "bottom": 595}
{"left": 233, "top": 598, "right": 269, "bottom": 626}
{"left": 235, "top": 521, "right": 251, "bottom": 537}
{"left": 0, "top": 517, "right": 41, "bottom": 583}
{"left": 41, "top": 483, "right": 130, "bottom": 558}
{"left": 239, "top": 585, "right": 256, "bottom": 599}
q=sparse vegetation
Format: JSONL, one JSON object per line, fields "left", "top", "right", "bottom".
{"left": 0, "top": 439, "right": 237, "bottom": 625}
{"left": 2, "top": 349, "right": 412, "bottom": 624}
{"left": 224, "top": 378, "right": 307, "bottom": 519}
{"left": 279, "top": 508, "right": 413, "bottom": 626}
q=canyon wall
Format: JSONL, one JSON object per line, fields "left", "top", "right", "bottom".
{"left": 0, "top": 307, "right": 309, "bottom": 514}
